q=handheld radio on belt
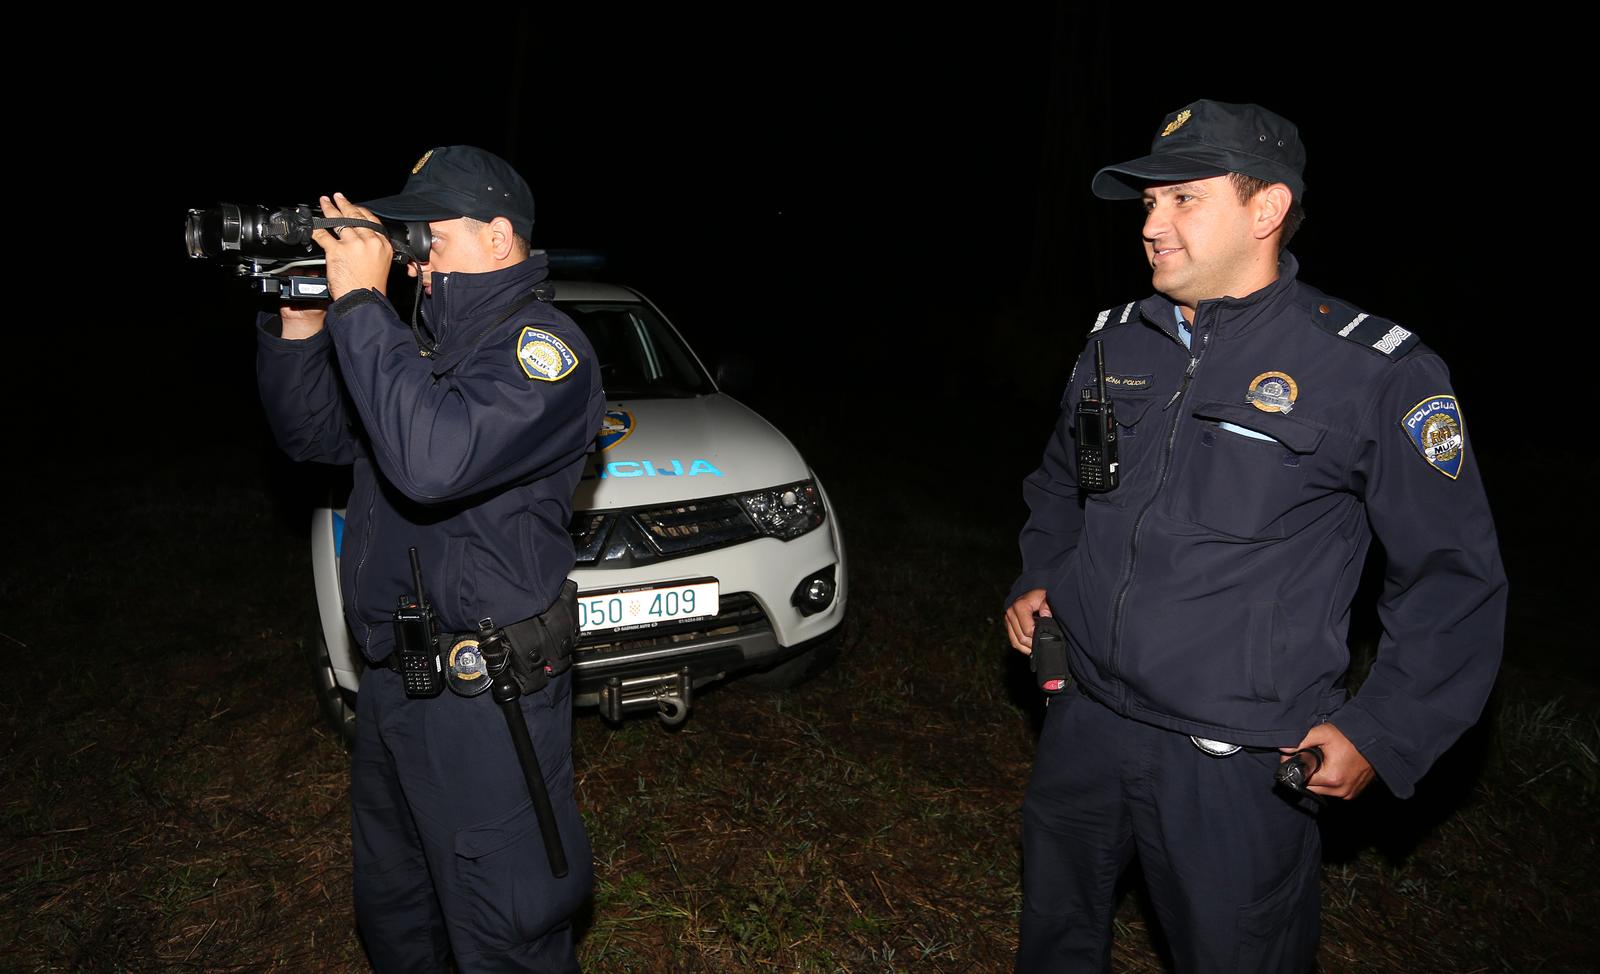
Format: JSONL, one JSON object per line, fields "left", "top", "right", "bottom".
{"left": 395, "top": 549, "right": 445, "bottom": 698}
{"left": 392, "top": 547, "right": 570, "bottom": 878}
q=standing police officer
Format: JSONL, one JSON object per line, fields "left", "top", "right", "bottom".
{"left": 257, "top": 146, "right": 605, "bottom": 972}
{"left": 1003, "top": 101, "right": 1507, "bottom": 971}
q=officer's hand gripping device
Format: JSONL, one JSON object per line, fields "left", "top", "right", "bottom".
{"left": 1075, "top": 340, "right": 1120, "bottom": 493}
{"left": 1275, "top": 746, "right": 1325, "bottom": 799}
{"left": 394, "top": 548, "right": 569, "bottom": 878}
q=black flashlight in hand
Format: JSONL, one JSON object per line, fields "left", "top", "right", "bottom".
{"left": 1275, "top": 746, "right": 1324, "bottom": 796}
{"left": 1031, "top": 613, "right": 1070, "bottom": 694}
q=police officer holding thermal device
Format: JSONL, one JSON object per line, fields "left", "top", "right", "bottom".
{"left": 1004, "top": 101, "right": 1507, "bottom": 971}
{"left": 257, "top": 146, "right": 605, "bottom": 972}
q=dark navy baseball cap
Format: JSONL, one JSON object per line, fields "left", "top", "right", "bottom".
{"left": 1092, "top": 100, "right": 1306, "bottom": 202}
{"left": 363, "top": 145, "right": 535, "bottom": 240}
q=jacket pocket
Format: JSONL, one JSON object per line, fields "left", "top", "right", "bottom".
{"left": 1170, "top": 401, "right": 1328, "bottom": 539}
{"left": 1079, "top": 392, "right": 1160, "bottom": 510}
{"left": 1246, "top": 602, "right": 1286, "bottom": 703}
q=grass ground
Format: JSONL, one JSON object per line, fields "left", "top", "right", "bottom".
{"left": 2, "top": 416, "right": 1594, "bottom": 972}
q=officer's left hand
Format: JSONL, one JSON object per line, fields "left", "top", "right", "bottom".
{"left": 1283, "top": 723, "right": 1375, "bottom": 799}
{"left": 310, "top": 193, "right": 392, "bottom": 300}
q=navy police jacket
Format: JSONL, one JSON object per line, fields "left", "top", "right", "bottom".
{"left": 1009, "top": 254, "right": 1507, "bottom": 798}
{"left": 257, "top": 254, "right": 606, "bottom": 661}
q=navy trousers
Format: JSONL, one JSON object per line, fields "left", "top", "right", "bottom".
{"left": 351, "top": 666, "right": 593, "bottom": 973}
{"left": 1017, "top": 690, "right": 1320, "bottom": 973}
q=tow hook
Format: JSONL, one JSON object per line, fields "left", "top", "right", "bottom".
{"left": 598, "top": 668, "right": 694, "bottom": 725}
{"left": 657, "top": 694, "right": 689, "bottom": 726}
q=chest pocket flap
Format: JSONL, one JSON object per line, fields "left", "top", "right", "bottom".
{"left": 1192, "top": 400, "right": 1326, "bottom": 455}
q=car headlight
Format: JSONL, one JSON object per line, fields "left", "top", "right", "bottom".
{"left": 737, "top": 480, "right": 825, "bottom": 540}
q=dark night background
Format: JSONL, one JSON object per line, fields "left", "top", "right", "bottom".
{"left": 17, "top": 8, "right": 1585, "bottom": 683}
{"left": 25, "top": 11, "right": 1560, "bottom": 448}
{"left": 9, "top": 10, "right": 1583, "bottom": 684}
{"left": 26, "top": 12, "right": 1577, "bottom": 626}
{"left": 5, "top": 9, "right": 1594, "bottom": 970}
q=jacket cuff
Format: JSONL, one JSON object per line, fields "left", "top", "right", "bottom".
{"left": 327, "top": 288, "right": 387, "bottom": 324}
{"left": 255, "top": 311, "right": 333, "bottom": 352}
{"left": 1004, "top": 571, "right": 1054, "bottom": 611}
{"left": 1327, "top": 698, "right": 1416, "bottom": 799}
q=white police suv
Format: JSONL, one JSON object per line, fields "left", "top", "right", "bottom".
{"left": 306, "top": 280, "right": 848, "bottom": 737}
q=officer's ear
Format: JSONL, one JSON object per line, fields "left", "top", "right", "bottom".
{"left": 487, "top": 216, "right": 518, "bottom": 262}
{"left": 1252, "top": 184, "right": 1293, "bottom": 243}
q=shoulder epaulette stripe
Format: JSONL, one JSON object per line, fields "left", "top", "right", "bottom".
{"left": 1311, "top": 301, "right": 1421, "bottom": 359}
{"left": 1373, "top": 325, "right": 1413, "bottom": 355}
{"left": 1337, "top": 313, "right": 1367, "bottom": 337}
{"left": 1091, "top": 302, "right": 1137, "bottom": 333}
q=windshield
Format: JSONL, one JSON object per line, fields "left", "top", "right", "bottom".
{"left": 556, "top": 301, "right": 715, "bottom": 399}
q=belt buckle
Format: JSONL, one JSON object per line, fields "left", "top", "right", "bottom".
{"left": 1190, "top": 735, "right": 1242, "bottom": 757}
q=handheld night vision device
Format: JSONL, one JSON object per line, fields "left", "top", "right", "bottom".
{"left": 184, "top": 202, "right": 432, "bottom": 301}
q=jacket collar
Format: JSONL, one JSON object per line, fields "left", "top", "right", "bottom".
{"left": 422, "top": 252, "right": 551, "bottom": 344}
{"left": 1140, "top": 250, "right": 1300, "bottom": 344}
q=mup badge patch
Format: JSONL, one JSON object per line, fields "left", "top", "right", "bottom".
{"left": 517, "top": 327, "right": 578, "bottom": 381}
{"left": 1402, "top": 395, "right": 1466, "bottom": 479}
{"left": 1246, "top": 371, "right": 1298, "bottom": 413}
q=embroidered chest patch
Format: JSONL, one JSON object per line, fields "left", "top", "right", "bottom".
{"left": 1104, "top": 373, "right": 1154, "bottom": 391}
{"left": 1401, "top": 395, "right": 1466, "bottom": 479}
{"left": 516, "top": 327, "right": 578, "bottom": 381}
{"left": 1246, "top": 371, "right": 1299, "bottom": 413}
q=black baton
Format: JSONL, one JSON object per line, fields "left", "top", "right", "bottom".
{"left": 491, "top": 672, "right": 569, "bottom": 878}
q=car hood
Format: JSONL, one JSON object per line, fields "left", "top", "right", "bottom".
{"left": 572, "top": 394, "right": 811, "bottom": 510}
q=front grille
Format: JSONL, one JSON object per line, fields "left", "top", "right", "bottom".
{"left": 577, "top": 592, "right": 769, "bottom": 657}
{"left": 569, "top": 505, "right": 761, "bottom": 568}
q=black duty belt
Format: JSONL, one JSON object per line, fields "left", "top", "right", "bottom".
{"left": 383, "top": 579, "right": 579, "bottom": 697}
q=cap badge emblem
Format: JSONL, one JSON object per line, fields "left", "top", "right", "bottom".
{"left": 1161, "top": 109, "right": 1192, "bottom": 137}
{"left": 412, "top": 149, "right": 434, "bottom": 174}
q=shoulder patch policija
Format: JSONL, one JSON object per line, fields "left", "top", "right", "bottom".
{"left": 1401, "top": 394, "right": 1466, "bottom": 479}
{"left": 516, "top": 327, "right": 578, "bottom": 381}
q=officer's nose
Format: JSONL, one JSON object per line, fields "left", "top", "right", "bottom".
{"left": 1142, "top": 203, "right": 1169, "bottom": 241}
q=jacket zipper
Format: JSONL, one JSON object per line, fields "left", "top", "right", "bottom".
{"left": 1105, "top": 310, "right": 1212, "bottom": 697}
{"left": 350, "top": 473, "right": 381, "bottom": 656}
{"left": 355, "top": 275, "right": 447, "bottom": 657}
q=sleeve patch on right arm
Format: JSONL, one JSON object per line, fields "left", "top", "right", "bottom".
{"left": 1401, "top": 394, "right": 1466, "bottom": 479}
{"left": 516, "top": 327, "right": 579, "bottom": 381}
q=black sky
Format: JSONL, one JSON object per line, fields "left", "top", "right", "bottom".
{"left": 23, "top": 10, "right": 1559, "bottom": 463}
